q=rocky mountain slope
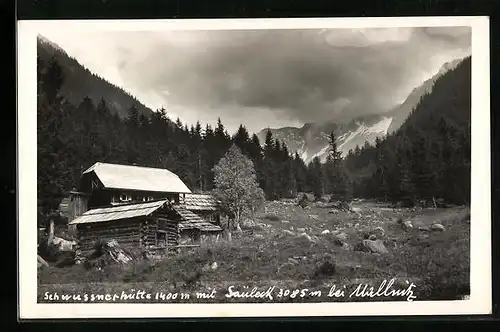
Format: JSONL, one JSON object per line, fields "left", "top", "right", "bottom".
{"left": 257, "top": 58, "right": 464, "bottom": 164}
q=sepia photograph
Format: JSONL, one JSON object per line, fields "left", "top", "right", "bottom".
{"left": 17, "top": 17, "right": 491, "bottom": 318}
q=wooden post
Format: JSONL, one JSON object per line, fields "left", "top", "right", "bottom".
{"left": 47, "top": 219, "right": 55, "bottom": 246}
{"left": 155, "top": 219, "right": 159, "bottom": 247}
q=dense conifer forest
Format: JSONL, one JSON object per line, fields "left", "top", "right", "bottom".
{"left": 37, "top": 50, "right": 471, "bottom": 218}
{"left": 344, "top": 56, "right": 471, "bottom": 206}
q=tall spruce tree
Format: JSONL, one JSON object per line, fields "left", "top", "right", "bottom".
{"left": 326, "top": 132, "right": 350, "bottom": 201}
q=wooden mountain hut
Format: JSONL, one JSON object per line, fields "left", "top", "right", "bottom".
{"left": 68, "top": 199, "right": 223, "bottom": 256}
{"left": 183, "top": 193, "right": 222, "bottom": 227}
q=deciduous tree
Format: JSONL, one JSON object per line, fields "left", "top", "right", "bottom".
{"left": 212, "top": 145, "right": 265, "bottom": 233}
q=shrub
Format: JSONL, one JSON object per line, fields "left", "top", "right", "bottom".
{"left": 263, "top": 214, "right": 281, "bottom": 222}
{"left": 298, "top": 195, "right": 309, "bottom": 208}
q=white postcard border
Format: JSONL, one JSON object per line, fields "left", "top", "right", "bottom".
{"left": 17, "top": 16, "right": 491, "bottom": 319}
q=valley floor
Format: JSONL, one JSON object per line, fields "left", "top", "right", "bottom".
{"left": 37, "top": 199, "right": 470, "bottom": 303}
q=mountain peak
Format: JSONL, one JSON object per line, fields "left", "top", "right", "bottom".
{"left": 37, "top": 35, "right": 67, "bottom": 55}
{"left": 257, "top": 57, "right": 468, "bottom": 164}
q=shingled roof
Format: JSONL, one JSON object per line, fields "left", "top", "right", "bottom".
{"left": 173, "top": 205, "right": 222, "bottom": 232}
{"left": 68, "top": 200, "right": 222, "bottom": 233}
{"left": 68, "top": 200, "right": 170, "bottom": 225}
{"left": 82, "top": 162, "right": 191, "bottom": 194}
{"left": 183, "top": 193, "right": 221, "bottom": 211}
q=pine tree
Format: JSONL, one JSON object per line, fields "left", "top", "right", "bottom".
{"left": 328, "top": 132, "right": 342, "bottom": 166}
{"left": 126, "top": 105, "right": 140, "bottom": 128}
{"left": 293, "top": 151, "right": 308, "bottom": 193}
{"left": 309, "top": 157, "right": 323, "bottom": 200}
{"left": 233, "top": 124, "right": 250, "bottom": 155}
{"left": 325, "top": 132, "right": 350, "bottom": 201}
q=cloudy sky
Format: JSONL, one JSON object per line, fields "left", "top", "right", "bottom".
{"left": 38, "top": 25, "right": 471, "bottom": 134}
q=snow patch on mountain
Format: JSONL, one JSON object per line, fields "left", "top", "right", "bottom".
{"left": 309, "top": 144, "right": 331, "bottom": 162}
{"left": 338, "top": 116, "right": 393, "bottom": 153}
{"left": 259, "top": 115, "right": 394, "bottom": 164}
{"left": 257, "top": 58, "right": 466, "bottom": 165}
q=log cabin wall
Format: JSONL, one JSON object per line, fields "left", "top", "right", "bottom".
{"left": 80, "top": 171, "right": 181, "bottom": 208}
{"left": 109, "top": 191, "right": 179, "bottom": 206}
{"left": 157, "top": 217, "right": 180, "bottom": 247}
{"left": 87, "top": 189, "right": 113, "bottom": 209}
{"left": 196, "top": 211, "right": 221, "bottom": 226}
{"left": 76, "top": 218, "right": 142, "bottom": 255}
{"left": 143, "top": 214, "right": 180, "bottom": 248}
{"left": 70, "top": 193, "right": 89, "bottom": 221}
{"left": 74, "top": 208, "right": 184, "bottom": 257}
{"left": 140, "top": 219, "right": 158, "bottom": 249}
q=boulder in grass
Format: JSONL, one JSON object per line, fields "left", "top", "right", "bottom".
{"left": 336, "top": 232, "right": 348, "bottom": 242}
{"left": 356, "top": 239, "right": 389, "bottom": 254}
{"left": 297, "top": 232, "right": 315, "bottom": 243}
{"left": 373, "top": 226, "right": 385, "bottom": 237}
{"left": 364, "top": 239, "right": 389, "bottom": 254}
{"left": 83, "top": 239, "right": 133, "bottom": 270}
{"left": 400, "top": 220, "right": 413, "bottom": 231}
{"left": 341, "top": 243, "right": 352, "bottom": 251}
{"left": 431, "top": 223, "right": 445, "bottom": 232}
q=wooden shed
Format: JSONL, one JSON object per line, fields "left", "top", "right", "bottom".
{"left": 183, "top": 193, "right": 222, "bottom": 227}
{"left": 58, "top": 191, "right": 89, "bottom": 223}
{"left": 68, "top": 199, "right": 223, "bottom": 257}
{"left": 174, "top": 205, "right": 223, "bottom": 245}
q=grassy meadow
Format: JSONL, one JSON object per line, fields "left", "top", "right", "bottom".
{"left": 38, "top": 198, "right": 470, "bottom": 303}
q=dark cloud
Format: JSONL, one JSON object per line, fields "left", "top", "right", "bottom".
{"left": 112, "top": 27, "right": 471, "bottom": 132}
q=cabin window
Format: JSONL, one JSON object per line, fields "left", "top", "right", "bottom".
{"left": 120, "top": 194, "right": 132, "bottom": 202}
{"left": 156, "top": 231, "right": 167, "bottom": 247}
{"left": 91, "top": 180, "right": 98, "bottom": 190}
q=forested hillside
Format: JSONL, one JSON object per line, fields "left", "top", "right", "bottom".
{"left": 37, "top": 45, "right": 471, "bottom": 220}
{"left": 344, "top": 56, "right": 471, "bottom": 206}
{"left": 37, "top": 55, "right": 343, "bottom": 216}
{"left": 37, "top": 35, "right": 153, "bottom": 119}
